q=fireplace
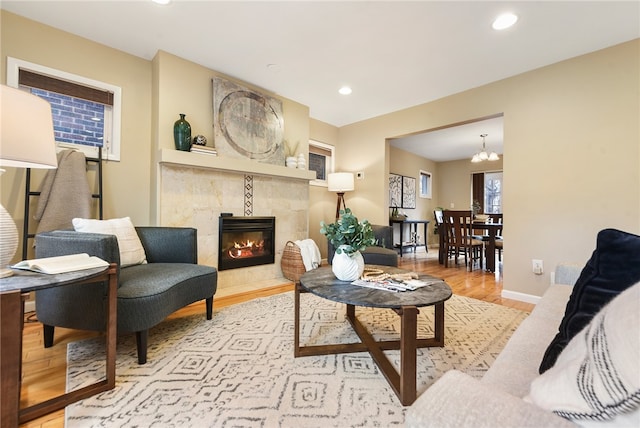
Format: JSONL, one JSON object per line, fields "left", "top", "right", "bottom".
{"left": 218, "top": 216, "right": 276, "bottom": 270}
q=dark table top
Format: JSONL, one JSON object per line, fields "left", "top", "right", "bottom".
{"left": 0, "top": 266, "right": 110, "bottom": 294}
{"left": 299, "top": 265, "right": 452, "bottom": 309}
{"left": 471, "top": 222, "right": 503, "bottom": 230}
{"left": 389, "top": 219, "right": 430, "bottom": 224}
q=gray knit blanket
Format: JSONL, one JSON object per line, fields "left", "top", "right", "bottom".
{"left": 34, "top": 149, "right": 92, "bottom": 236}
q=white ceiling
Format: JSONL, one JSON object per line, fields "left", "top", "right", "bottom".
{"left": 389, "top": 116, "right": 504, "bottom": 162}
{"left": 2, "top": 1, "right": 639, "bottom": 161}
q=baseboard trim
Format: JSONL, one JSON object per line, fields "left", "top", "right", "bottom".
{"left": 501, "top": 289, "right": 541, "bottom": 305}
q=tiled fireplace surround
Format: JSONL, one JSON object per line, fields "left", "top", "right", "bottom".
{"left": 159, "top": 161, "right": 311, "bottom": 297}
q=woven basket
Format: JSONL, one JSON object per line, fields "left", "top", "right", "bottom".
{"left": 281, "top": 241, "right": 306, "bottom": 282}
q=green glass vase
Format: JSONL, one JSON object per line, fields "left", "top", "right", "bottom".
{"left": 173, "top": 113, "right": 192, "bottom": 151}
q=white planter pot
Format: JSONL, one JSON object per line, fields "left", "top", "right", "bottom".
{"left": 286, "top": 156, "right": 298, "bottom": 168}
{"left": 297, "top": 153, "right": 307, "bottom": 169}
{"left": 331, "top": 247, "right": 364, "bottom": 281}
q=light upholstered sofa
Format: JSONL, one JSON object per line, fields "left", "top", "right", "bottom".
{"left": 407, "top": 228, "right": 640, "bottom": 427}
{"left": 406, "top": 264, "right": 584, "bottom": 427}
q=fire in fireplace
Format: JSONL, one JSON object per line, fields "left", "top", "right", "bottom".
{"left": 218, "top": 216, "right": 275, "bottom": 270}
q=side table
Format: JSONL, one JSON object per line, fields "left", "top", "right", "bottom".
{"left": 0, "top": 264, "right": 117, "bottom": 427}
{"left": 389, "top": 219, "right": 430, "bottom": 257}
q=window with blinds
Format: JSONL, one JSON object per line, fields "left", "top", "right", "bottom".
{"left": 309, "top": 140, "right": 335, "bottom": 186}
{"left": 7, "top": 57, "right": 122, "bottom": 161}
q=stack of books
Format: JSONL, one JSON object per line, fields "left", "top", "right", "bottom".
{"left": 191, "top": 145, "right": 217, "bottom": 156}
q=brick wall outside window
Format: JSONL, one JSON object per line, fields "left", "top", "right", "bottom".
{"left": 31, "top": 88, "right": 104, "bottom": 147}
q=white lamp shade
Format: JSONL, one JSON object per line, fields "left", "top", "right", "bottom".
{"left": 327, "top": 172, "right": 354, "bottom": 192}
{"left": 0, "top": 84, "right": 57, "bottom": 169}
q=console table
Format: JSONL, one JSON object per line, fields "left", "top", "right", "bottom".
{"left": 389, "top": 219, "right": 430, "bottom": 257}
{"left": 0, "top": 264, "right": 117, "bottom": 427}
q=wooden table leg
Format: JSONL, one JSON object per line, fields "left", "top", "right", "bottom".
{"left": 294, "top": 282, "right": 301, "bottom": 357}
{"left": 399, "top": 306, "right": 418, "bottom": 406}
{"left": 18, "top": 265, "right": 118, "bottom": 424}
{"left": 485, "top": 228, "right": 496, "bottom": 273}
{"left": 295, "top": 297, "right": 447, "bottom": 406}
{"left": 433, "top": 302, "right": 445, "bottom": 346}
{"left": 1, "top": 291, "right": 24, "bottom": 428}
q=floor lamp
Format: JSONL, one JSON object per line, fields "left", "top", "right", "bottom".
{"left": 0, "top": 84, "right": 58, "bottom": 277}
{"left": 328, "top": 172, "right": 354, "bottom": 220}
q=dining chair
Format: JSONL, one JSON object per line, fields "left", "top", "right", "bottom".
{"left": 495, "top": 236, "right": 503, "bottom": 261}
{"left": 434, "top": 209, "right": 452, "bottom": 263}
{"left": 487, "top": 213, "right": 503, "bottom": 261}
{"left": 487, "top": 213, "right": 503, "bottom": 226}
{"left": 443, "top": 210, "right": 483, "bottom": 271}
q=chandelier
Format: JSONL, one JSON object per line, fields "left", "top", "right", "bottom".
{"left": 471, "top": 133, "right": 499, "bottom": 163}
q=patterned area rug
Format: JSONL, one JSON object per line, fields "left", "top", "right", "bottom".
{"left": 66, "top": 291, "right": 528, "bottom": 427}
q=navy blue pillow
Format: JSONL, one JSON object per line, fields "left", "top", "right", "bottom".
{"left": 539, "top": 228, "right": 640, "bottom": 373}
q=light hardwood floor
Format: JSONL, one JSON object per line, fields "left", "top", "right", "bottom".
{"left": 18, "top": 249, "right": 533, "bottom": 428}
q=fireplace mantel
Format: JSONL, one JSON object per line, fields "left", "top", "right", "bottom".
{"left": 159, "top": 149, "right": 316, "bottom": 180}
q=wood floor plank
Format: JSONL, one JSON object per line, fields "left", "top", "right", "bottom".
{"left": 18, "top": 251, "right": 533, "bottom": 427}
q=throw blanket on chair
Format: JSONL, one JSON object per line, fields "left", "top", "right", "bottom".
{"left": 294, "top": 239, "right": 321, "bottom": 271}
{"left": 34, "top": 150, "right": 92, "bottom": 236}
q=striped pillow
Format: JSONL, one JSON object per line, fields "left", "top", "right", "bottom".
{"left": 526, "top": 282, "right": 640, "bottom": 425}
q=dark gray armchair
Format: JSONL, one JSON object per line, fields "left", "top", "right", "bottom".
{"left": 34, "top": 227, "right": 217, "bottom": 364}
{"left": 328, "top": 224, "right": 398, "bottom": 267}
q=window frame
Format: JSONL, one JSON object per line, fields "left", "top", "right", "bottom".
{"left": 6, "top": 57, "right": 122, "bottom": 161}
{"left": 419, "top": 169, "right": 432, "bottom": 199}
{"left": 308, "top": 139, "right": 335, "bottom": 187}
{"left": 483, "top": 171, "right": 503, "bottom": 214}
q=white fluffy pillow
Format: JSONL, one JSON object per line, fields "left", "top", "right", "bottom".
{"left": 526, "top": 282, "right": 640, "bottom": 426}
{"left": 72, "top": 217, "right": 147, "bottom": 267}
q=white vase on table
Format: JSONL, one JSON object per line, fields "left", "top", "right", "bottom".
{"left": 331, "top": 246, "right": 364, "bottom": 281}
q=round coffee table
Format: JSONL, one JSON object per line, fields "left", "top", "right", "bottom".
{"left": 294, "top": 265, "right": 452, "bottom": 406}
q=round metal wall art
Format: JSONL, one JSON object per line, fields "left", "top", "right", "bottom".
{"left": 218, "top": 90, "right": 283, "bottom": 160}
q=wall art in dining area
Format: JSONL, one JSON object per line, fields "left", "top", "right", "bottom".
{"left": 389, "top": 173, "right": 402, "bottom": 208}
{"left": 402, "top": 175, "right": 416, "bottom": 209}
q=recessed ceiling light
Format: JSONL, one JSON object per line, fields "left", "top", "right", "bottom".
{"left": 152, "top": 0, "right": 171, "bottom": 5}
{"left": 338, "top": 86, "right": 352, "bottom": 95}
{"left": 492, "top": 13, "right": 518, "bottom": 30}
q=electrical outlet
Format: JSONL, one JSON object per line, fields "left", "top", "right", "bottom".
{"left": 532, "top": 259, "right": 544, "bottom": 275}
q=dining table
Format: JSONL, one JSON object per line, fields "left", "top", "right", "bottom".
{"left": 472, "top": 221, "right": 503, "bottom": 273}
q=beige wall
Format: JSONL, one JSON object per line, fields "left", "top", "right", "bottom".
{"left": 437, "top": 158, "right": 504, "bottom": 213}
{"left": 1, "top": 11, "right": 152, "bottom": 260}
{"left": 150, "top": 50, "right": 310, "bottom": 224}
{"left": 389, "top": 146, "right": 439, "bottom": 245}
{"left": 336, "top": 39, "right": 639, "bottom": 299}
{"left": 309, "top": 118, "right": 339, "bottom": 258}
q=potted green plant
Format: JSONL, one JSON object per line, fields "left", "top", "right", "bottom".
{"left": 320, "top": 208, "right": 375, "bottom": 280}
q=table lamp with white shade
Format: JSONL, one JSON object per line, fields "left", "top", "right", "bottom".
{"left": 0, "top": 84, "right": 58, "bottom": 277}
{"left": 327, "top": 172, "right": 354, "bottom": 220}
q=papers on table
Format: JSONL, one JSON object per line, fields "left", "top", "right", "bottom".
{"left": 351, "top": 278, "right": 442, "bottom": 293}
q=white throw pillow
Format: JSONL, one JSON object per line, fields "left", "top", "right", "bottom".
{"left": 72, "top": 217, "right": 147, "bottom": 267}
{"left": 526, "top": 282, "right": 640, "bottom": 426}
